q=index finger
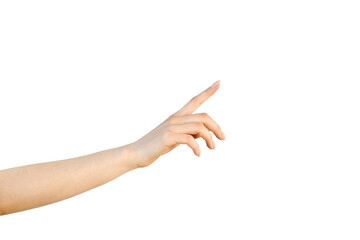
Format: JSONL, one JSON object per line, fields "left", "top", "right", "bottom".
{"left": 172, "top": 80, "right": 220, "bottom": 117}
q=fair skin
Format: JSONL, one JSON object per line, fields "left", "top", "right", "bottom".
{"left": 0, "top": 81, "right": 225, "bottom": 215}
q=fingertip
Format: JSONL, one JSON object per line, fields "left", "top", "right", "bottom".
{"left": 211, "top": 80, "right": 220, "bottom": 89}
{"left": 210, "top": 139, "right": 216, "bottom": 149}
{"left": 195, "top": 149, "right": 201, "bottom": 157}
{"left": 221, "top": 131, "right": 226, "bottom": 140}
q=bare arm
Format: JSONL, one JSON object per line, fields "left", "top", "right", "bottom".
{"left": 0, "top": 145, "right": 135, "bottom": 215}
{"left": 0, "top": 81, "right": 225, "bottom": 215}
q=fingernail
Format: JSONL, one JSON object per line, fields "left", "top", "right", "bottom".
{"left": 197, "top": 149, "right": 201, "bottom": 157}
{"left": 211, "top": 80, "right": 220, "bottom": 89}
{"left": 221, "top": 131, "right": 226, "bottom": 140}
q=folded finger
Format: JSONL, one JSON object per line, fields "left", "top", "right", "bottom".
{"left": 171, "top": 133, "right": 201, "bottom": 156}
{"left": 169, "top": 122, "right": 215, "bottom": 150}
{"left": 171, "top": 113, "right": 225, "bottom": 140}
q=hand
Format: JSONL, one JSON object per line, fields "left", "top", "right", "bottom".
{"left": 128, "top": 81, "right": 226, "bottom": 168}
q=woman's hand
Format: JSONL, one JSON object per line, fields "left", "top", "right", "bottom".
{"left": 128, "top": 81, "right": 226, "bottom": 168}
{"left": 0, "top": 81, "right": 225, "bottom": 215}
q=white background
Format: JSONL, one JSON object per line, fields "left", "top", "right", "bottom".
{"left": 0, "top": 0, "right": 359, "bottom": 239}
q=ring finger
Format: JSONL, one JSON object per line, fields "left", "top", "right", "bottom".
{"left": 169, "top": 122, "right": 215, "bottom": 149}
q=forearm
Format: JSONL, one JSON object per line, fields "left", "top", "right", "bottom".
{"left": 0, "top": 81, "right": 224, "bottom": 216}
{"left": 0, "top": 144, "right": 136, "bottom": 215}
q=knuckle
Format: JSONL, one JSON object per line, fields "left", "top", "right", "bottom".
{"left": 200, "top": 124, "right": 208, "bottom": 132}
{"left": 200, "top": 112, "right": 209, "bottom": 119}
{"left": 167, "top": 124, "right": 176, "bottom": 132}
{"left": 167, "top": 116, "right": 176, "bottom": 125}
{"left": 194, "top": 122, "right": 203, "bottom": 129}
{"left": 168, "top": 111, "right": 180, "bottom": 119}
{"left": 186, "top": 135, "right": 194, "bottom": 143}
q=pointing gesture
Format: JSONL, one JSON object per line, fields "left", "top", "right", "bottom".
{"left": 172, "top": 80, "right": 221, "bottom": 116}
{"left": 129, "top": 81, "right": 225, "bottom": 168}
{"left": 0, "top": 80, "right": 225, "bottom": 215}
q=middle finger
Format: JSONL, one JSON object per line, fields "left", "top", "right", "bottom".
{"left": 170, "top": 113, "right": 225, "bottom": 140}
{"left": 169, "top": 122, "right": 215, "bottom": 149}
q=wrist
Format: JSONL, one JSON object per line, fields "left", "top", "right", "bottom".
{"left": 116, "top": 143, "right": 139, "bottom": 171}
